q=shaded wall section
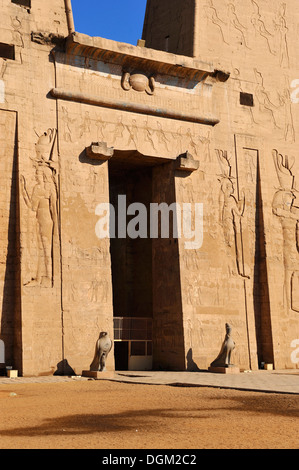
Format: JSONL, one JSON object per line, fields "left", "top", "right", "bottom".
{"left": 142, "top": 0, "right": 196, "bottom": 56}
{"left": 152, "top": 162, "right": 185, "bottom": 370}
{"left": 0, "top": 110, "right": 20, "bottom": 370}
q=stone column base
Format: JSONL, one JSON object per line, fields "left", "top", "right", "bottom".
{"left": 82, "top": 370, "right": 115, "bottom": 379}
{"left": 208, "top": 366, "right": 240, "bottom": 374}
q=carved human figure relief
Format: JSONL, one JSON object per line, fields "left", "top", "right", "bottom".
{"left": 95, "top": 115, "right": 107, "bottom": 141}
{"left": 186, "top": 128, "right": 199, "bottom": 156}
{"left": 278, "top": 83, "right": 295, "bottom": 143}
{"left": 216, "top": 149, "right": 248, "bottom": 278}
{"left": 204, "top": 0, "right": 229, "bottom": 45}
{"left": 21, "top": 129, "right": 59, "bottom": 288}
{"left": 126, "top": 119, "right": 139, "bottom": 147}
{"left": 274, "top": 2, "right": 290, "bottom": 68}
{"left": 156, "top": 121, "right": 170, "bottom": 152}
{"left": 198, "top": 131, "right": 211, "bottom": 162}
{"left": 11, "top": 16, "right": 24, "bottom": 48}
{"left": 227, "top": 3, "right": 250, "bottom": 49}
{"left": 251, "top": 0, "right": 275, "bottom": 55}
{"left": 79, "top": 111, "right": 91, "bottom": 139}
{"left": 253, "top": 69, "right": 279, "bottom": 129}
{"left": 61, "top": 106, "right": 75, "bottom": 142}
{"left": 143, "top": 120, "right": 157, "bottom": 152}
{"left": 272, "top": 150, "right": 299, "bottom": 312}
{"left": 112, "top": 116, "right": 125, "bottom": 144}
{"left": 233, "top": 68, "right": 258, "bottom": 126}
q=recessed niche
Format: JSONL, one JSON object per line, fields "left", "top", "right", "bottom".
{"left": 11, "top": 0, "right": 31, "bottom": 8}
{"left": 240, "top": 92, "right": 254, "bottom": 107}
{"left": 0, "top": 43, "right": 15, "bottom": 61}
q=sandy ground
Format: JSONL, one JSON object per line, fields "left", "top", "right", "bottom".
{"left": 0, "top": 379, "right": 298, "bottom": 450}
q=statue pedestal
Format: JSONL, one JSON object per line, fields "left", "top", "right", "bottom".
{"left": 82, "top": 370, "right": 115, "bottom": 379}
{"left": 208, "top": 365, "right": 240, "bottom": 374}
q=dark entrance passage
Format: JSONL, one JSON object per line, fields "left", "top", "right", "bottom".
{"left": 109, "top": 151, "right": 156, "bottom": 371}
{"left": 114, "top": 341, "right": 129, "bottom": 371}
{"left": 108, "top": 150, "right": 185, "bottom": 371}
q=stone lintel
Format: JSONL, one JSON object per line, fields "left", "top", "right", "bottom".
{"left": 50, "top": 88, "right": 220, "bottom": 126}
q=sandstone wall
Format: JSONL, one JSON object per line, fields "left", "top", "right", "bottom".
{"left": 143, "top": 0, "right": 299, "bottom": 369}
{"left": 1, "top": 0, "right": 298, "bottom": 374}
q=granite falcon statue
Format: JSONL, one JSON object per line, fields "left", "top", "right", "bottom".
{"left": 90, "top": 332, "right": 113, "bottom": 372}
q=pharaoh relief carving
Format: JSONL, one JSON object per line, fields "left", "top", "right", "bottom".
{"left": 235, "top": 67, "right": 295, "bottom": 142}
{"left": 274, "top": 2, "right": 290, "bottom": 68}
{"left": 21, "top": 129, "right": 59, "bottom": 288}
{"left": 278, "top": 77, "right": 295, "bottom": 143}
{"left": 79, "top": 110, "right": 211, "bottom": 160}
{"left": 227, "top": 3, "right": 250, "bottom": 49}
{"left": 121, "top": 71, "right": 155, "bottom": 95}
{"left": 204, "top": 0, "right": 290, "bottom": 64}
{"left": 216, "top": 149, "right": 248, "bottom": 278}
{"left": 204, "top": 0, "right": 250, "bottom": 48}
{"left": 254, "top": 69, "right": 279, "bottom": 129}
{"left": 272, "top": 150, "right": 299, "bottom": 312}
{"left": 11, "top": 16, "right": 24, "bottom": 63}
{"left": 11, "top": 16, "right": 24, "bottom": 49}
{"left": 204, "top": 0, "right": 229, "bottom": 45}
{"left": 253, "top": 69, "right": 295, "bottom": 142}
{"left": 251, "top": 0, "right": 275, "bottom": 55}
{"left": 251, "top": 1, "right": 290, "bottom": 64}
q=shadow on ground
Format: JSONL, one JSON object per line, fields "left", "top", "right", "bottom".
{"left": 0, "top": 392, "right": 298, "bottom": 438}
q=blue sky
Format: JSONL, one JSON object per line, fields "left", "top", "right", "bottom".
{"left": 71, "top": 0, "right": 148, "bottom": 46}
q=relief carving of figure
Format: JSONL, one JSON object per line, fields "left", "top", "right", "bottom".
{"left": 21, "top": 129, "right": 59, "bottom": 288}
{"left": 217, "top": 150, "right": 248, "bottom": 278}
{"left": 204, "top": 0, "right": 229, "bottom": 45}
{"left": 61, "top": 106, "right": 75, "bottom": 142}
{"left": 274, "top": 3, "right": 289, "bottom": 68}
{"left": 251, "top": 0, "right": 275, "bottom": 55}
{"left": 95, "top": 115, "right": 107, "bottom": 141}
{"left": 143, "top": 120, "right": 157, "bottom": 152}
{"left": 79, "top": 111, "right": 91, "bottom": 139}
{"left": 254, "top": 69, "right": 280, "bottom": 129}
{"left": 228, "top": 3, "right": 250, "bottom": 49}
{"left": 272, "top": 150, "right": 299, "bottom": 312}
{"left": 126, "top": 119, "right": 139, "bottom": 147}
{"left": 112, "top": 116, "right": 125, "bottom": 144}
{"left": 11, "top": 16, "right": 24, "bottom": 48}
{"left": 156, "top": 121, "right": 171, "bottom": 152}
{"left": 278, "top": 84, "right": 295, "bottom": 143}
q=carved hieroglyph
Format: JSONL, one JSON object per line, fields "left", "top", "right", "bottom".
{"left": 272, "top": 149, "right": 299, "bottom": 312}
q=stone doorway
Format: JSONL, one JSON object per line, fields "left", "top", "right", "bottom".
{"left": 108, "top": 150, "right": 185, "bottom": 371}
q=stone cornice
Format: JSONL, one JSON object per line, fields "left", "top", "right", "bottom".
{"left": 66, "top": 33, "right": 229, "bottom": 84}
